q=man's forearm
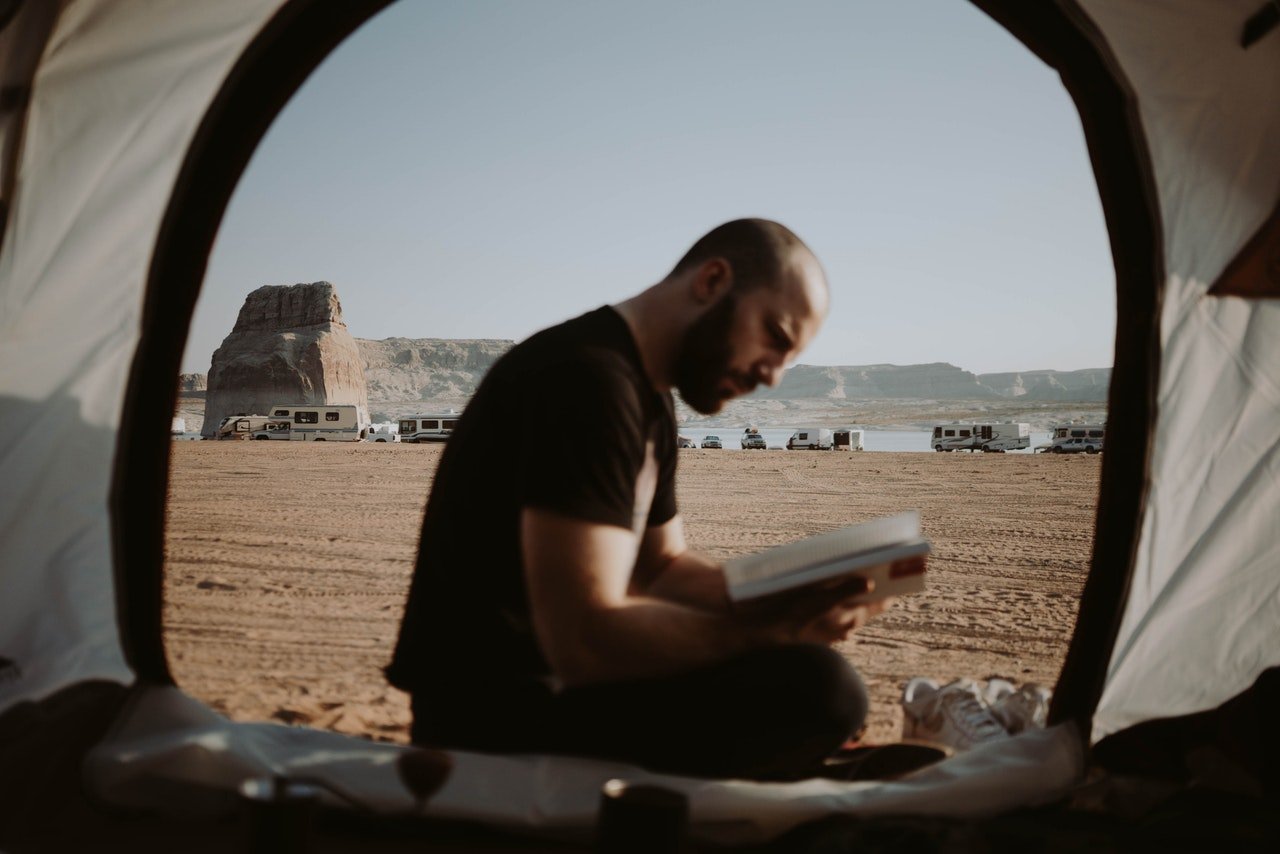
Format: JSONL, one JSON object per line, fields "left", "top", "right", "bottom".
{"left": 638, "top": 550, "right": 730, "bottom": 612}
{"left": 555, "top": 594, "right": 775, "bottom": 686}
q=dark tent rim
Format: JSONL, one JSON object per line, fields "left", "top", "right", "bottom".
{"left": 111, "top": 0, "right": 1161, "bottom": 741}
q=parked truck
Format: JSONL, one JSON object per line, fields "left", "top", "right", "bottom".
{"left": 1043, "top": 423, "right": 1106, "bottom": 454}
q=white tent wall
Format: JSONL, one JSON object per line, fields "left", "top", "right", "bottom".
{"left": 1078, "top": 0, "right": 1280, "bottom": 740}
{"left": 0, "top": 0, "right": 288, "bottom": 714}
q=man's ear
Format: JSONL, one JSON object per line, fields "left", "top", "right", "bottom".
{"left": 691, "top": 257, "right": 733, "bottom": 304}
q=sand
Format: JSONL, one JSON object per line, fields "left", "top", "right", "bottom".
{"left": 165, "top": 442, "right": 1101, "bottom": 745}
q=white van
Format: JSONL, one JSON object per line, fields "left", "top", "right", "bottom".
{"left": 787, "top": 428, "right": 833, "bottom": 450}
{"left": 256, "top": 404, "right": 363, "bottom": 441}
{"left": 398, "top": 411, "right": 461, "bottom": 444}
{"left": 832, "top": 428, "right": 864, "bottom": 451}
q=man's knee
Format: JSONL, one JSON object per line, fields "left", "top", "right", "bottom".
{"left": 754, "top": 644, "right": 868, "bottom": 736}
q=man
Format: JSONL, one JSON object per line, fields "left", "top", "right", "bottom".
{"left": 387, "top": 219, "right": 899, "bottom": 779}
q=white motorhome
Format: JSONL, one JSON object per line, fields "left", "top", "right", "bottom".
{"left": 832, "top": 428, "right": 864, "bottom": 451}
{"left": 973, "top": 422, "right": 1031, "bottom": 452}
{"left": 1045, "top": 423, "right": 1106, "bottom": 454}
{"left": 170, "top": 417, "right": 186, "bottom": 435}
{"left": 257, "top": 404, "right": 364, "bottom": 441}
{"left": 787, "top": 428, "right": 833, "bottom": 450}
{"left": 215, "top": 414, "right": 273, "bottom": 440}
{"left": 398, "top": 411, "right": 461, "bottom": 444}
{"left": 932, "top": 423, "right": 977, "bottom": 452}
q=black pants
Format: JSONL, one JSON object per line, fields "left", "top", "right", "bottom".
{"left": 409, "top": 644, "right": 868, "bottom": 780}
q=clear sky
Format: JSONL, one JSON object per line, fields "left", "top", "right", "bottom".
{"left": 186, "top": 0, "right": 1115, "bottom": 377}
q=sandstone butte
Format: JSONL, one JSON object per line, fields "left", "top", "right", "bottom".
{"left": 201, "top": 282, "right": 370, "bottom": 437}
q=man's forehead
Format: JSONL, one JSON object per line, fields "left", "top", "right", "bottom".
{"left": 765, "top": 257, "right": 828, "bottom": 323}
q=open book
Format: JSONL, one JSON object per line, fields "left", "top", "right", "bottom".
{"left": 724, "top": 510, "right": 930, "bottom": 603}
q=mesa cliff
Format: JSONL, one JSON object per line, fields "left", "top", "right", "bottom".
{"left": 201, "top": 283, "right": 369, "bottom": 436}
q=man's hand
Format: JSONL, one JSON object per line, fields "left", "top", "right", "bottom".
{"left": 735, "top": 555, "right": 922, "bottom": 645}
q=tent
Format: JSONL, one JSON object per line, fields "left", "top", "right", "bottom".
{"left": 1, "top": 0, "right": 1277, "bottom": 849}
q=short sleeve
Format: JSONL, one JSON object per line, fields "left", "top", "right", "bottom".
{"left": 516, "top": 354, "right": 647, "bottom": 530}
{"left": 645, "top": 397, "right": 678, "bottom": 527}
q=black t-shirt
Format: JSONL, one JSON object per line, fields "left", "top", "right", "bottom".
{"left": 386, "top": 306, "right": 678, "bottom": 695}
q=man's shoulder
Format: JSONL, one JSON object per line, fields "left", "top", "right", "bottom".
{"left": 501, "top": 307, "right": 642, "bottom": 384}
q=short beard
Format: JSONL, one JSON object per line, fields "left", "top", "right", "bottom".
{"left": 672, "top": 292, "right": 748, "bottom": 415}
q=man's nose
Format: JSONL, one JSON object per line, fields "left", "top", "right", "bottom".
{"left": 755, "top": 362, "right": 785, "bottom": 388}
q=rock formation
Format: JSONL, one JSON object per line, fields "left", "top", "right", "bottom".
{"left": 201, "top": 283, "right": 369, "bottom": 436}
{"left": 357, "top": 337, "right": 511, "bottom": 412}
{"left": 178, "top": 373, "right": 206, "bottom": 392}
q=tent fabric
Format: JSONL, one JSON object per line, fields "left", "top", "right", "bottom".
{"left": 1076, "top": 0, "right": 1280, "bottom": 741}
{"left": 0, "top": 0, "right": 1277, "bottom": 837}
{"left": 0, "top": 0, "right": 288, "bottom": 715}
{"left": 83, "top": 685, "right": 1083, "bottom": 846}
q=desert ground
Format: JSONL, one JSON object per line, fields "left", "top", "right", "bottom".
{"left": 164, "top": 442, "right": 1101, "bottom": 747}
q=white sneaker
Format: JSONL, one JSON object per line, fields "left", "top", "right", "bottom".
{"left": 901, "top": 677, "right": 1009, "bottom": 751}
{"left": 989, "top": 682, "right": 1052, "bottom": 734}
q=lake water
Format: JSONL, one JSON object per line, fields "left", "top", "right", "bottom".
{"left": 680, "top": 427, "right": 1053, "bottom": 453}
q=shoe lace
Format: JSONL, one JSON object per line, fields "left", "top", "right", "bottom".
{"left": 939, "top": 686, "right": 1007, "bottom": 746}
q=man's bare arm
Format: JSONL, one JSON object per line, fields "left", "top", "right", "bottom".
{"left": 521, "top": 508, "right": 893, "bottom": 686}
{"left": 630, "top": 516, "right": 730, "bottom": 612}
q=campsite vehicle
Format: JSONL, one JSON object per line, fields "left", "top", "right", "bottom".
{"left": 932, "top": 424, "right": 977, "bottom": 452}
{"left": 1046, "top": 424, "right": 1106, "bottom": 454}
{"left": 934, "top": 422, "right": 1031, "bottom": 452}
{"left": 832, "top": 428, "right": 864, "bottom": 451}
{"left": 974, "top": 422, "right": 1031, "bottom": 452}
{"left": 170, "top": 417, "right": 186, "bottom": 435}
{"left": 6, "top": 3, "right": 1278, "bottom": 850}
{"left": 1053, "top": 437, "right": 1104, "bottom": 454}
{"left": 701, "top": 435, "right": 722, "bottom": 449}
{"left": 398, "top": 412, "right": 460, "bottom": 443}
{"left": 787, "top": 428, "right": 833, "bottom": 450}
{"left": 262, "top": 404, "right": 363, "bottom": 441}
{"left": 741, "top": 433, "right": 767, "bottom": 449}
{"left": 250, "top": 419, "right": 293, "bottom": 440}
{"left": 677, "top": 435, "right": 698, "bottom": 448}
{"left": 364, "top": 426, "right": 399, "bottom": 443}
{"left": 215, "top": 414, "right": 274, "bottom": 439}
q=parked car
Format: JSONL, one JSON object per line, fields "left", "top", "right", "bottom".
{"left": 741, "top": 433, "right": 767, "bottom": 449}
{"left": 1052, "top": 437, "right": 1103, "bottom": 454}
{"left": 701, "top": 435, "right": 723, "bottom": 449}
{"left": 364, "top": 427, "right": 400, "bottom": 443}
{"left": 677, "top": 435, "right": 698, "bottom": 448}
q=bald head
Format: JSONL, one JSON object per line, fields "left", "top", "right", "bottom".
{"left": 669, "top": 218, "right": 825, "bottom": 298}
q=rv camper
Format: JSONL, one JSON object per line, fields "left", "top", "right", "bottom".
{"left": 931, "top": 423, "right": 977, "bottom": 452}
{"left": 932, "top": 423, "right": 1029, "bottom": 452}
{"left": 259, "top": 404, "right": 363, "bottom": 441}
{"left": 973, "top": 422, "right": 1031, "bottom": 452}
{"left": 787, "top": 428, "right": 833, "bottom": 450}
{"left": 832, "top": 428, "right": 864, "bottom": 451}
{"left": 398, "top": 411, "right": 461, "bottom": 443}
